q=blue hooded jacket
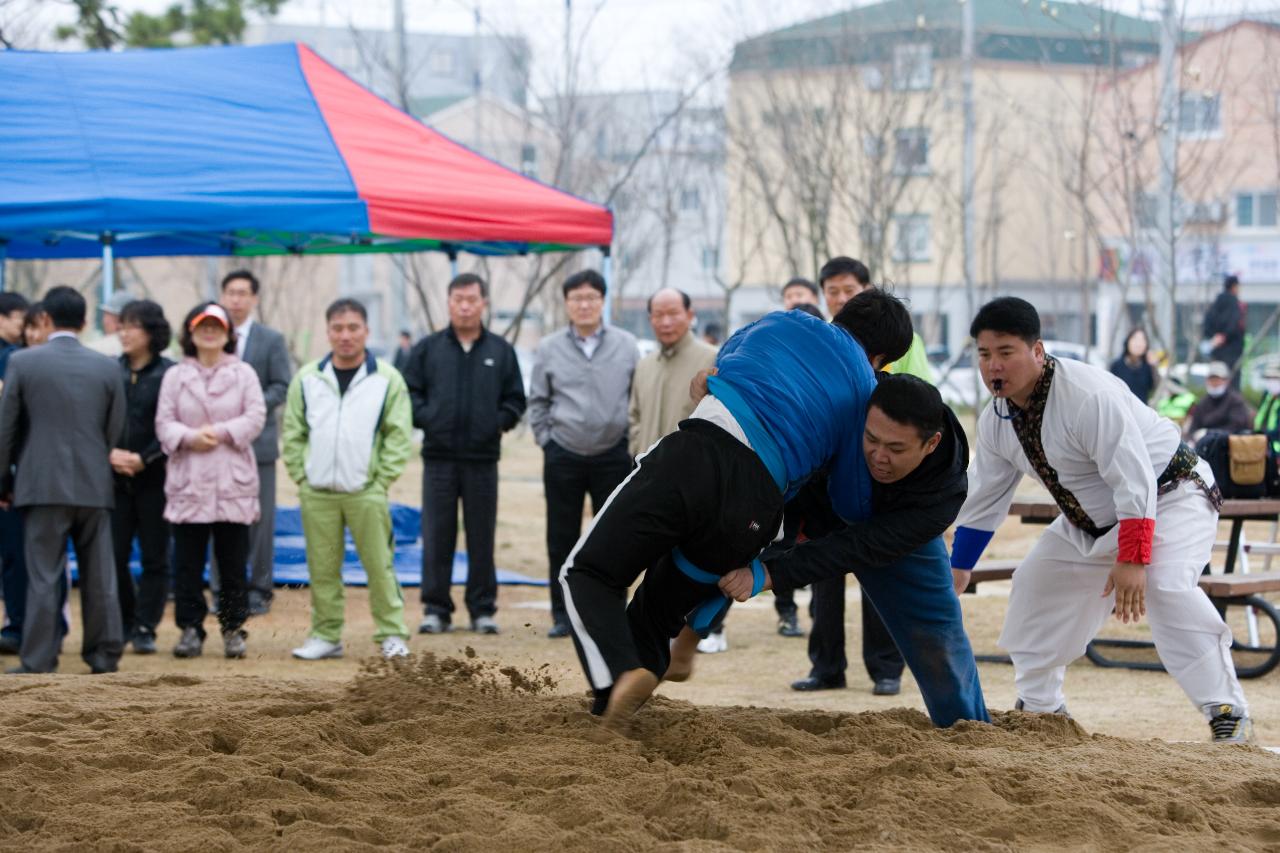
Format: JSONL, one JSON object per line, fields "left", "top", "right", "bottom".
{"left": 707, "top": 309, "right": 876, "bottom": 524}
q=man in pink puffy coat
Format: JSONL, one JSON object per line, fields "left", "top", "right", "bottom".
{"left": 156, "top": 302, "right": 265, "bottom": 659}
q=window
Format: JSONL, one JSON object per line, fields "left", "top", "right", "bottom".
{"left": 892, "top": 214, "right": 930, "bottom": 262}
{"left": 429, "top": 50, "right": 456, "bottom": 76}
{"left": 1178, "top": 91, "right": 1221, "bottom": 137}
{"left": 520, "top": 144, "right": 537, "bottom": 177}
{"left": 863, "top": 134, "right": 884, "bottom": 159}
{"left": 862, "top": 65, "right": 884, "bottom": 91}
{"left": 1237, "top": 191, "right": 1278, "bottom": 228}
{"left": 859, "top": 221, "right": 884, "bottom": 249}
{"left": 1119, "top": 50, "right": 1149, "bottom": 69}
{"left": 701, "top": 247, "right": 719, "bottom": 271}
{"left": 893, "top": 127, "right": 929, "bottom": 175}
{"left": 1136, "top": 191, "right": 1158, "bottom": 229}
{"left": 892, "top": 43, "right": 932, "bottom": 91}
{"left": 680, "top": 188, "right": 701, "bottom": 212}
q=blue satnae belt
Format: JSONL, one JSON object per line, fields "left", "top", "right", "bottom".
{"left": 672, "top": 547, "right": 766, "bottom": 635}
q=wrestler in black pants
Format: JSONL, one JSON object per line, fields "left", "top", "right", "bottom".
{"left": 705, "top": 512, "right": 802, "bottom": 634}
{"left": 561, "top": 420, "right": 784, "bottom": 710}
{"left": 807, "top": 575, "right": 905, "bottom": 683}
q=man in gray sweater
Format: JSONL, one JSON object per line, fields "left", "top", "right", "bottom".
{"left": 529, "top": 270, "right": 638, "bottom": 638}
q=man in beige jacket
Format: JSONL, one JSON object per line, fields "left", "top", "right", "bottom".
{"left": 628, "top": 288, "right": 718, "bottom": 458}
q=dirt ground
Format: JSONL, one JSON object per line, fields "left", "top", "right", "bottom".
{"left": 4, "top": 433, "right": 1280, "bottom": 850}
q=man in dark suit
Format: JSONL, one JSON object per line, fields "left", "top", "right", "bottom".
{"left": 0, "top": 286, "right": 126, "bottom": 674}
{"left": 219, "top": 270, "right": 292, "bottom": 615}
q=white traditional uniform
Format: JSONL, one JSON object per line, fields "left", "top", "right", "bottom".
{"left": 952, "top": 356, "right": 1247, "bottom": 717}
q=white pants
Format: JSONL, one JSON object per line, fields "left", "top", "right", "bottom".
{"left": 999, "top": 465, "right": 1247, "bottom": 718}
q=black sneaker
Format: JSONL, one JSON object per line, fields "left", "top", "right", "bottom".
{"left": 777, "top": 613, "right": 804, "bottom": 638}
{"left": 173, "top": 627, "right": 203, "bottom": 658}
{"left": 872, "top": 678, "right": 901, "bottom": 696}
{"left": 1014, "top": 698, "right": 1071, "bottom": 717}
{"left": 790, "top": 675, "right": 846, "bottom": 691}
{"left": 223, "top": 629, "right": 248, "bottom": 659}
{"left": 131, "top": 632, "right": 157, "bottom": 655}
{"left": 248, "top": 593, "right": 271, "bottom": 617}
{"left": 547, "top": 622, "right": 571, "bottom": 639}
{"left": 1206, "top": 703, "right": 1255, "bottom": 744}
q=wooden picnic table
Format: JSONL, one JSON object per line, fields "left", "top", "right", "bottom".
{"left": 1009, "top": 497, "right": 1280, "bottom": 576}
{"left": 981, "top": 497, "right": 1280, "bottom": 678}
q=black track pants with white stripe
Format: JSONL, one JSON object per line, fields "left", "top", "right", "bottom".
{"left": 560, "top": 419, "right": 784, "bottom": 693}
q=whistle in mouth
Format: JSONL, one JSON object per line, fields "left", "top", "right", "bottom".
{"left": 992, "top": 378, "right": 1004, "bottom": 393}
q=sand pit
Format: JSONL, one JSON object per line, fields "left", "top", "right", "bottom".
{"left": 2, "top": 652, "right": 1279, "bottom": 852}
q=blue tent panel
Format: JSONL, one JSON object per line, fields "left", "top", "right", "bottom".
{"left": 68, "top": 504, "right": 547, "bottom": 588}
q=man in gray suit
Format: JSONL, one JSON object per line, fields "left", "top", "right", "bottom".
{"left": 0, "top": 286, "right": 126, "bottom": 674}
{"left": 220, "top": 270, "right": 292, "bottom": 615}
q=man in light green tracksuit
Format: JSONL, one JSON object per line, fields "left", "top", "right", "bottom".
{"left": 283, "top": 298, "right": 415, "bottom": 661}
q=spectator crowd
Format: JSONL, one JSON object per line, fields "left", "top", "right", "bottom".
{"left": 0, "top": 260, "right": 1246, "bottom": 698}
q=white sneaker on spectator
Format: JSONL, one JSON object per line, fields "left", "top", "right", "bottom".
{"left": 696, "top": 629, "right": 727, "bottom": 654}
{"left": 381, "top": 636, "right": 410, "bottom": 659}
{"left": 292, "top": 637, "right": 343, "bottom": 660}
{"left": 418, "top": 613, "right": 450, "bottom": 634}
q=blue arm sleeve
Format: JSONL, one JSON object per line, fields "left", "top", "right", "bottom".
{"left": 951, "top": 527, "right": 996, "bottom": 570}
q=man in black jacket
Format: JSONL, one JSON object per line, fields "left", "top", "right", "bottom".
{"left": 718, "top": 374, "right": 989, "bottom": 727}
{"left": 403, "top": 273, "right": 527, "bottom": 635}
{"left": 1203, "top": 275, "right": 1246, "bottom": 387}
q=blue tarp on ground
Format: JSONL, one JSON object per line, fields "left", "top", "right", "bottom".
{"left": 68, "top": 504, "right": 547, "bottom": 587}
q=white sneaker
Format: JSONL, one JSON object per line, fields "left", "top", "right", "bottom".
{"left": 381, "top": 636, "right": 410, "bottom": 659}
{"left": 696, "top": 630, "right": 727, "bottom": 654}
{"left": 291, "top": 637, "right": 343, "bottom": 660}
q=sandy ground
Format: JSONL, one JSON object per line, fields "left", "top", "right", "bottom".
{"left": 4, "top": 432, "right": 1280, "bottom": 849}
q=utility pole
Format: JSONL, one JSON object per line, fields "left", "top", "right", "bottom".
{"left": 962, "top": 0, "right": 979, "bottom": 408}
{"left": 1156, "top": 0, "right": 1180, "bottom": 360}
{"left": 392, "top": 0, "right": 410, "bottom": 336}
{"left": 564, "top": 0, "right": 572, "bottom": 97}
{"left": 393, "top": 0, "right": 408, "bottom": 110}
{"left": 473, "top": 4, "right": 482, "bottom": 150}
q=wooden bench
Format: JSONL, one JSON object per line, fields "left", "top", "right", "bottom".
{"left": 965, "top": 561, "right": 1280, "bottom": 678}
{"left": 963, "top": 560, "right": 1017, "bottom": 593}
{"left": 1212, "top": 541, "right": 1280, "bottom": 557}
{"left": 1198, "top": 570, "right": 1280, "bottom": 599}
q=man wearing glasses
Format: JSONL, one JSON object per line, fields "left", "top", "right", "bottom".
{"left": 529, "top": 270, "right": 638, "bottom": 638}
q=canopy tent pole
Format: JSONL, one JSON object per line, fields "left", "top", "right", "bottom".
{"left": 447, "top": 245, "right": 459, "bottom": 280}
{"left": 0, "top": 240, "right": 7, "bottom": 292}
{"left": 601, "top": 246, "right": 612, "bottom": 326}
{"left": 101, "top": 233, "right": 115, "bottom": 302}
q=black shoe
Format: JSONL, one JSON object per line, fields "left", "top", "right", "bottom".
{"left": 547, "top": 622, "right": 571, "bottom": 639}
{"left": 790, "top": 675, "right": 846, "bottom": 692}
{"left": 776, "top": 614, "right": 804, "bottom": 638}
{"left": 131, "top": 632, "right": 157, "bottom": 655}
{"left": 89, "top": 664, "right": 118, "bottom": 675}
{"left": 248, "top": 593, "right": 270, "bottom": 617}
{"left": 873, "top": 678, "right": 901, "bottom": 696}
{"left": 5, "top": 664, "right": 44, "bottom": 674}
{"left": 0, "top": 634, "right": 19, "bottom": 654}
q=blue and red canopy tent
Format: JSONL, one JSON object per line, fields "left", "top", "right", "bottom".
{"left": 0, "top": 42, "right": 613, "bottom": 291}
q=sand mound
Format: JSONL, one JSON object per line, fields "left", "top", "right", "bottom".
{"left": 0, "top": 653, "right": 1277, "bottom": 851}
